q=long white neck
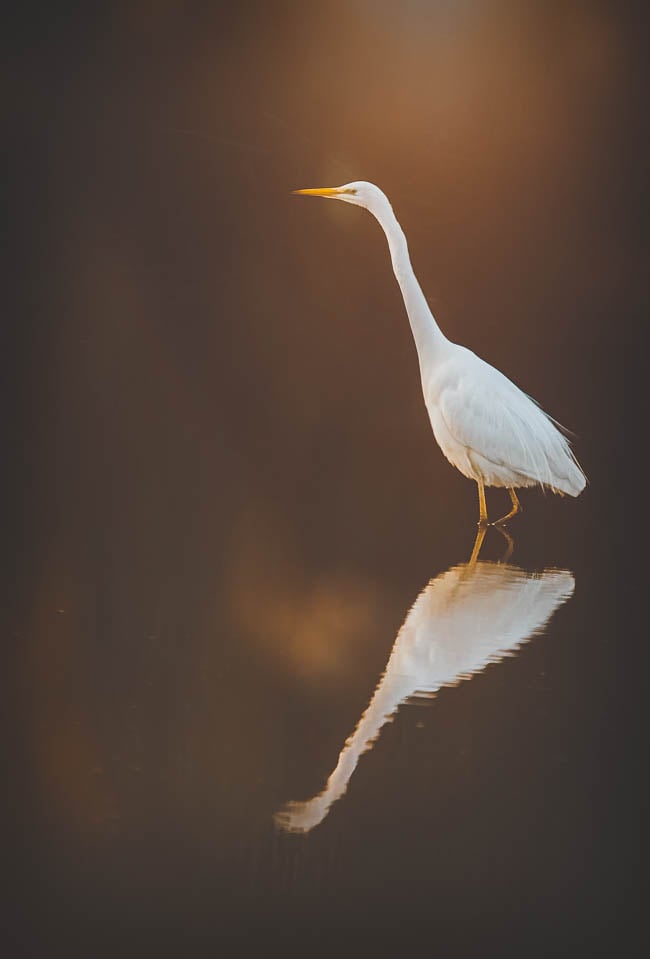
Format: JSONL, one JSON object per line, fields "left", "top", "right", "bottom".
{"left": 368, "top": 195, "right": 450, "bottom": 377}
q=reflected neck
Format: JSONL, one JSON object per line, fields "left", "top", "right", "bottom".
{"left": 305, "top": 659, "right": 415, "bottom": 821}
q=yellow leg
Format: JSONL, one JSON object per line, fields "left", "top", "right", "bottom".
{"left": 494, "top": 487, "right": 522, "bottom": 527}
{"left": 469, "top": 521, "right": 515, "bottom": 566}
{"left": 468, "top": 525, "right": 487, "bottom": 566}
{"left": 493, "top": 525, "right": 515, "bottom": 563}
{"left": 477, "top": 479, "right": 488, "bottom": 527}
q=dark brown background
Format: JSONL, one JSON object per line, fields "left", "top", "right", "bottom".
{"left": 4, "top": 2, "right": 647, "bottom": 956}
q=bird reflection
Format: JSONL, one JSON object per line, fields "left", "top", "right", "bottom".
{"left": 274, "top": 531, "right": 574, "bottom": 834}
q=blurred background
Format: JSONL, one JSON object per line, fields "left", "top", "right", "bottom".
{"left": 4, "top": 1, "right": 648, "bottom": 956}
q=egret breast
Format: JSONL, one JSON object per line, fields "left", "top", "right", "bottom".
{"left": 426, "top": 402, "right": 478, "bottom": 481}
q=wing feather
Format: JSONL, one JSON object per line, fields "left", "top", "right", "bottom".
{"left": 436, "top": 357, "right": 586, "bottom": 494}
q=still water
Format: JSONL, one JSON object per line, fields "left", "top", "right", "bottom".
{"left": 9, "top": 484, "right": 626, "bottom": 956}
{"left": 276, "top": 539, "right": 575, "bottom": 835}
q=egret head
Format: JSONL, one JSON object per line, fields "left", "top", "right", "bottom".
{"left": 293, "top": 180, "right": 389, "bottom": 214}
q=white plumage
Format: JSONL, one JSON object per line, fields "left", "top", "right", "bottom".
{"left": 294, "top": 181, "right": 586, "bottom": 524}
{"left": 430, "top": 345, "right": 585, "bottom": 494}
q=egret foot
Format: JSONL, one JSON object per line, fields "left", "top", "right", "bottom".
{"left": 493, "top": 488, "right": 522, "bottom": 527}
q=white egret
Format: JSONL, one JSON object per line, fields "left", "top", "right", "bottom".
{"left": 275, "top": 533, "right": 575, "bottom": 834}
{"left": 294, "top": 182, "right": 586, "bottom": 525}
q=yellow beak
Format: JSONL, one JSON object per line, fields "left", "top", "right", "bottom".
{"left": 292, "top": 187, "right": 342, "bottom": 196}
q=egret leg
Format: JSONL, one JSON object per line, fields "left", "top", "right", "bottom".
{"left": 477, "top": 480, "right": 488, "bottom": 527}
{"left": 493, "top": 488, "right": 522, "bottom": 527}
{"left": 493, "top": 525, "right": 515, "bottom": 563}
{"left": 468, "top": 525, "right": 487, "bottom": 565}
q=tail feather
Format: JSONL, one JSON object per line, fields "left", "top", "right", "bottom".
{"left": 500, "top": 395, "right": 587, "bottom": 496}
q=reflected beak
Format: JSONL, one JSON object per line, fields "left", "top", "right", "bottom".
{"left": 292, "top": 187, "right": 343, "bottom": 197}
